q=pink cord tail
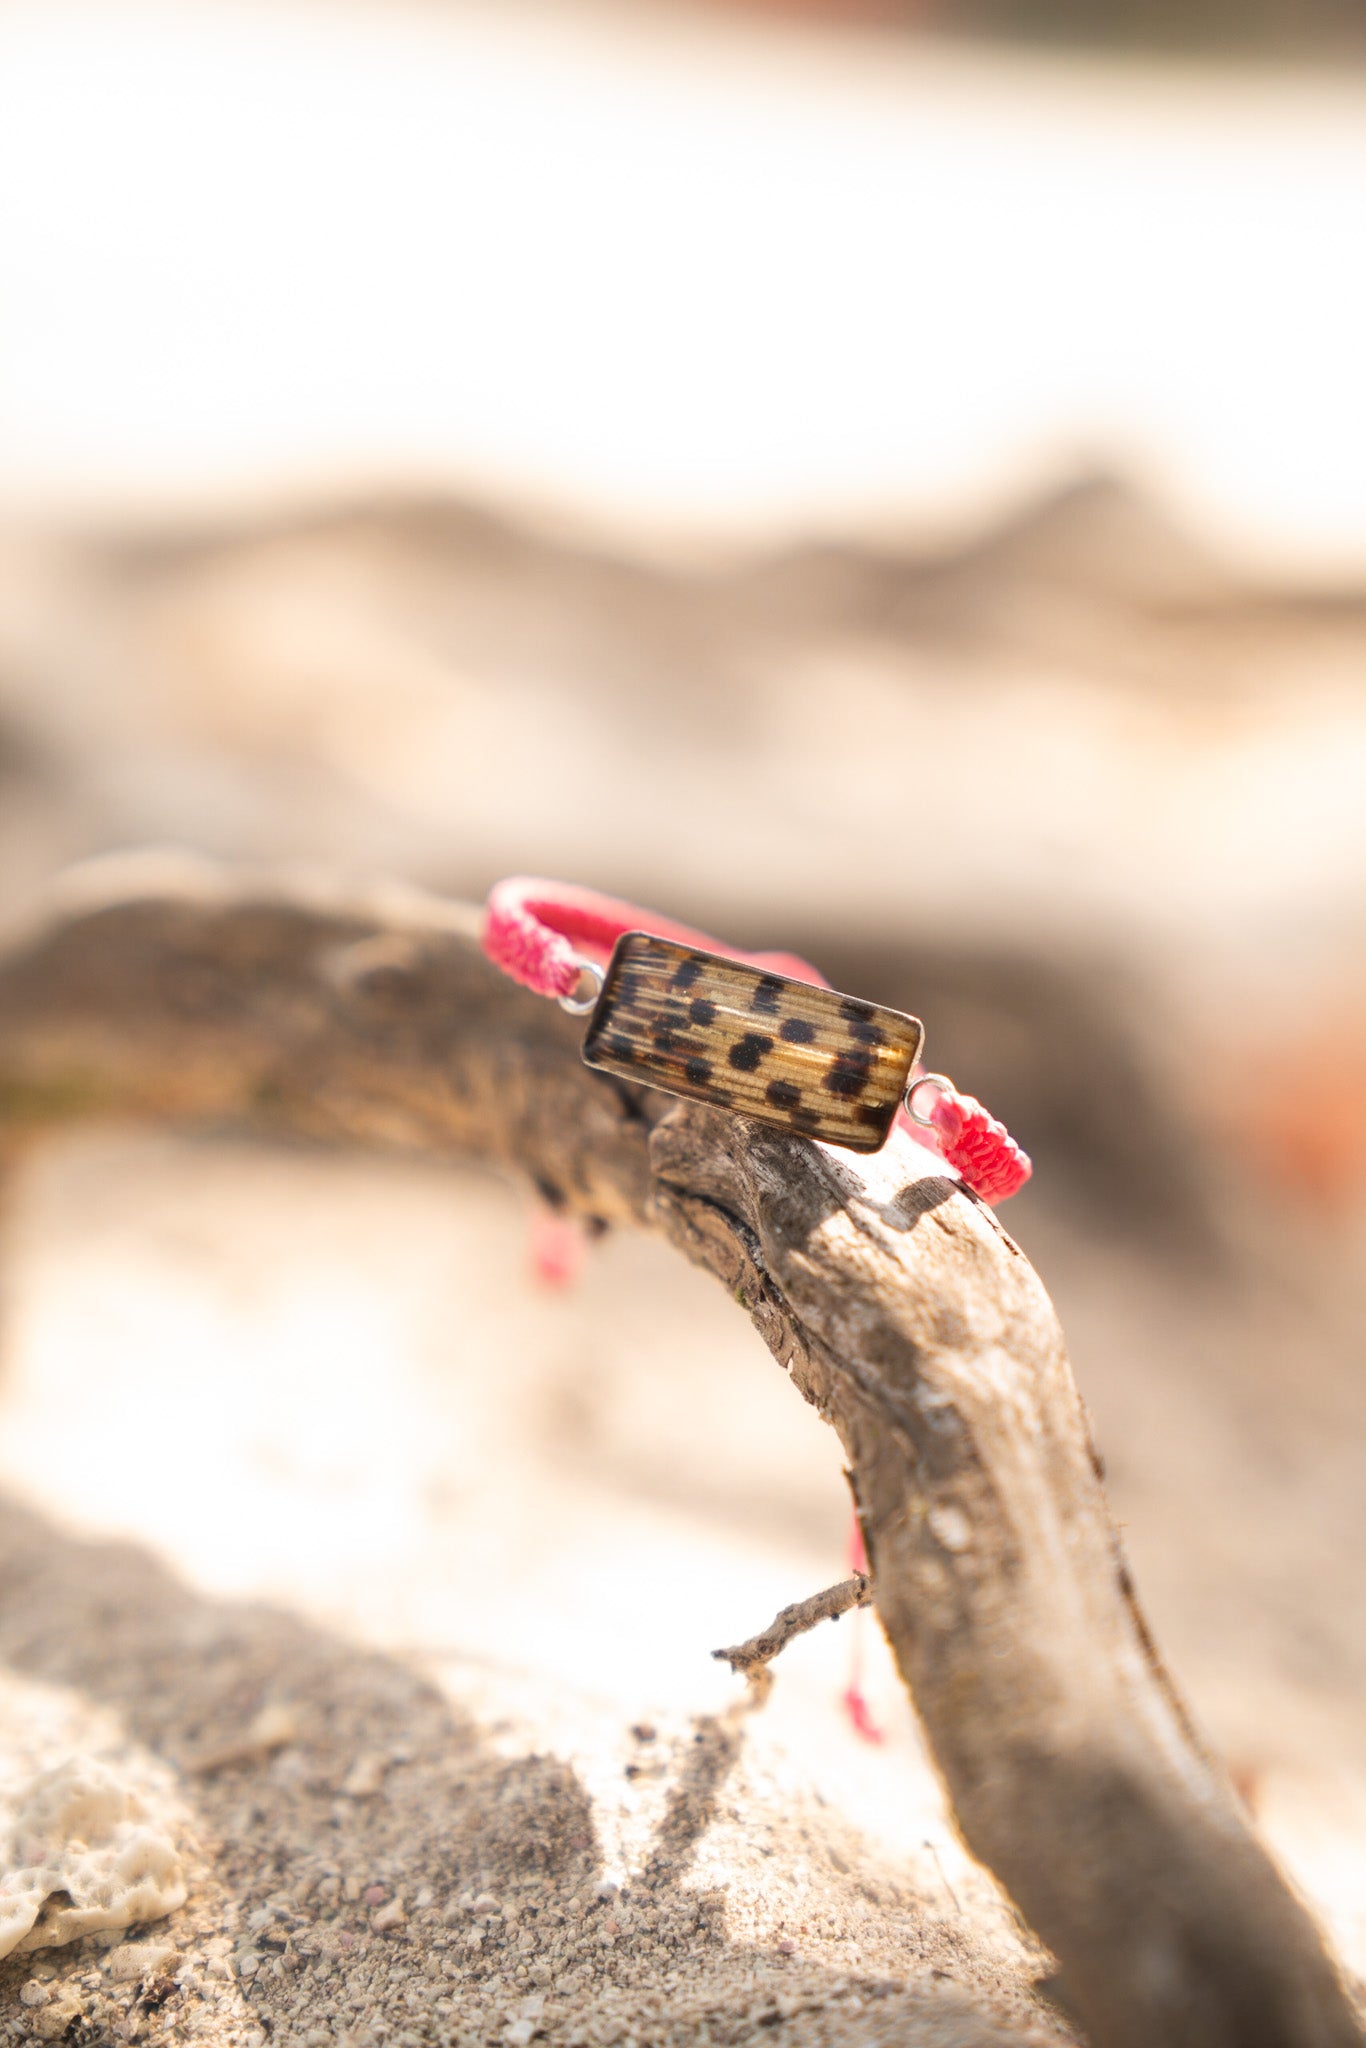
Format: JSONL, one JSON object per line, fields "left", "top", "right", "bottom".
{"left": 842, "top": 1511, "right": 885, "bottom": 1743}
{"left": 529, "top": 1207, "right": 587, "bottom": 1290}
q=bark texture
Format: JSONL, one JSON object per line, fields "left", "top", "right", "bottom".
{"left": 0, "top": 853, "right": 1360, "bottom": 2048}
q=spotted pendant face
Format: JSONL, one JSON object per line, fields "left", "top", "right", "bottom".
{"left": 581, "top": 933, "right": 924, "bottom": 1152}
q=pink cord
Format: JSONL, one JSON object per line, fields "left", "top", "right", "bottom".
{"left": 529, "top": 1208, "right": 587, "bottom": 1290}
{"left": 482, "top": 876, "right": 1030, "bottom": 1204}
{"left": 484, "top": 875, "right": 821, "bottom": 1001}
{"left": 843, "top": 1514, "right": 885, "bottom": 1745}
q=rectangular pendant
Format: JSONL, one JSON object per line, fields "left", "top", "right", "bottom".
{"left": 581, "top": 933, "right": 923, "bottom": 1153}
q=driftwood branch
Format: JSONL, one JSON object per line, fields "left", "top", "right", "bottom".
{"left": 0, "top": 854, "right": 1360, "bottom": 2048}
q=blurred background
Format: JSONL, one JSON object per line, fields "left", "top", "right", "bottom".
{"left": 0, "top": 0, "right": 1364, "bottom": 2022}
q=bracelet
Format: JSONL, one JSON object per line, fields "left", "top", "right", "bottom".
{"left": 482, "top": 877, "right": 1030, "bottom": 1205}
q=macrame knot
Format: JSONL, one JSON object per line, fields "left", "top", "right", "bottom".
{"left": 927, "top": 1087, "right": 1032, "bottom": 1205}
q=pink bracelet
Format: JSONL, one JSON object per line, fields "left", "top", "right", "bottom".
{"left": 483, "top": 876, "right": 1030, "bottom": 1205}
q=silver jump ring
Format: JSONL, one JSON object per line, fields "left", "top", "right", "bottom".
{"left": 558, "top": 959, "right": 606, "bottom": 1016}
{"left": 904, "top": 1072, "right": 955, "bottom": 1126}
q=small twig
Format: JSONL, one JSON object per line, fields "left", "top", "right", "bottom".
{"left": 712, "top": 1572, "right": 872, "bottom": 1684}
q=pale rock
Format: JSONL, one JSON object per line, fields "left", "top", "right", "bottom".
{"left": 0, "top": 1758, "right": 187, "bottom": 1960}
{"left": 106, "top": 1939, "right": 178, "bottom": 1981}
{"left": 32, "top": 1991, "right": 85, "bottom": 2040}
{"left": 245, "top": 1702, "right": 298, "bottom": 1751}
{"left": 341, "top": 1752, "right": 390, "bottom": 1798}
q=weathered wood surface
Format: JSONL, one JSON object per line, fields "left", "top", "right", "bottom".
{"left": 0, "top": 853, "right": 1360, "bottom": 2048}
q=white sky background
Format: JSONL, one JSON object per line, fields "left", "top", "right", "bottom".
{"left": 1, "top": 0, "right": 1365, "bottom": 571}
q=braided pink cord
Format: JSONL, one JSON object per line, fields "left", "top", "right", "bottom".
{"left": 925, "top": 1088, "right": 1031, "bottom": 1205}
{"left": 482, "top": 877, "right": 1030, "bottom": 1205}
{"left": 483, "top": 876, "right": 820, "bottom": 999}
